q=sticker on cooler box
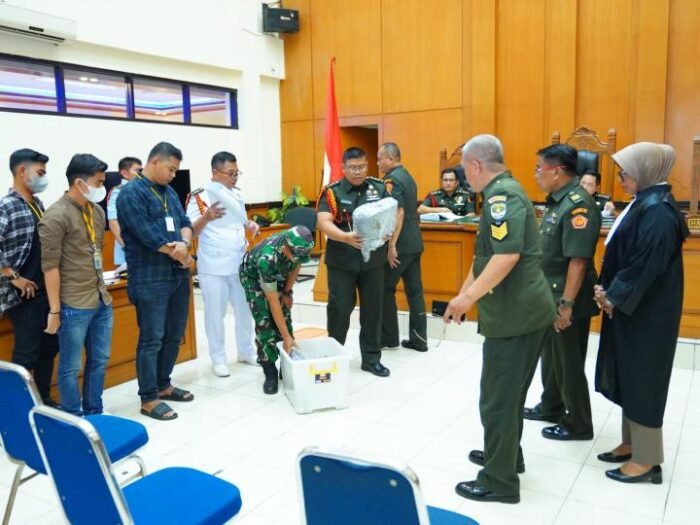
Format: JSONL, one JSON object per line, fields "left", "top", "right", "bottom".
{"left": 315, "top": 373, "right": 332, "bottom": 384}
{"left": 308, "top": 362, "right": 337, "bottom": 383}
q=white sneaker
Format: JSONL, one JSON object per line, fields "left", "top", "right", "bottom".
{"left": 237, "top": 354, "right": 260, "bottom": 367}
{"left": 212, "top": 364, "right": 231, "bottom": 377}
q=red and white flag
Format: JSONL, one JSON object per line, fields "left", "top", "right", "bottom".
{"left": 322, "top": 57, "right": 342, "bottom": 188}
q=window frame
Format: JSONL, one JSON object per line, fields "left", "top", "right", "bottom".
{"left": 0, "top": 52, "right": 238, "bottom": 130}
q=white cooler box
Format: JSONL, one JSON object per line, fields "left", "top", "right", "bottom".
{"left": 277, "top": 337, "right": 350, "bottom": 414}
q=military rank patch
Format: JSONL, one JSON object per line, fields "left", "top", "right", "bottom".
{"left": 571, "top": 215, "right": 588, "bottom": 229}
{"left": 384, "top": 178, "right": 394, "bottom": 194}
{"left": 487, "top": 195, "right": 507, "bottom": 204}
{"left": 490, "top": 201, "right": 507, "bottom": 220}
{"left": 568, "top": 192, "right": 583, "bottom": 203}
{"left": 491, "top": 222, "right": 508, "bottom": 240}
{"left": 571, "top": 207, "right": 588, "bottom": 215}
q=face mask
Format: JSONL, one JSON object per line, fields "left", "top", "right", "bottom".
{"left": 26, "top": 173, "right": 49, "bottom": 194}
{"left": 81, "top": 182, "right": 107, "bottom": 203}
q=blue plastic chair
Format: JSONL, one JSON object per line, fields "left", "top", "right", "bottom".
{"left": 0, "top": 361, "right": 148, "bottom": 525}
{"left": 298, "top": 447, "right": 478, "bottom": 525}
{"left": 31, "top": 405, "right": 242, "bottom": 525}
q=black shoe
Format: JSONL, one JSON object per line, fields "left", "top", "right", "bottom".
{"left": 361, "top": 362, "right": 390, "bottom": 377}
{"left": 597, "top": 451, "right": 632, "bottom": 463}
{"left": 455, "top": 480, "right": 519, "bottom": 504}
{"left": 468, "top": 450, "right": 525, "bottom": 474}
{"left": 400, "top": 339, "right": 428, "bottom": 352}
{"left": 261, "top": 361, "right": 279, "bottom": 395}
{"left": 522, "top": 405, "right": 560, "bottom": 423}
{"left": 541, "top": 425, "right": 593, "bottom": 441}
{"left": 605, "top": 465, "right": 662, "bottom": 484}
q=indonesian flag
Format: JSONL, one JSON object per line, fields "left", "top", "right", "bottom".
{"left": 322, "top": 57, "right": 343, "bottom": 187}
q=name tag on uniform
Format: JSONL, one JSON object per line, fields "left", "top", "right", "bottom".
{"left": 165, "top": 216, "right": 175, "bottom": 232}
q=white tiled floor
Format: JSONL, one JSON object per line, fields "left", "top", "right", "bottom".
{"left": 1, "top": 273, "right": 699, "bottom": 524}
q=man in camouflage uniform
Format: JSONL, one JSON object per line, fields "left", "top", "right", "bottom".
{"left": 418, "top": 167, "right": 476, "bottom": 216}
{"left": 239, "top": 225, "right": 315, "bottom": 394}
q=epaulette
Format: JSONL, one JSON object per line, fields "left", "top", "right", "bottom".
{"left": 568, "top": 191, "right": 583, "bottom": 204}
{"left": 368, "top": 176, "right": 383, "bottom": 183}
{"left": 431, "top": 190, "right": 443, "bottom": 195}
{"left": 597, "top": 193, "right": 611, "bottom": 199}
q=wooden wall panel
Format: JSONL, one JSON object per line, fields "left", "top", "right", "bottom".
{"left": 496, "top": 0, "right": 546, "bottom": 199}
{"left": 280, "top": 0, "right": 314, "bottom": 122}
{"left": 665, "top": 0, "right": 700, "bottom": 201}
{"left": 281, "top": 120, "right": 316, "bottom": 197}
{"left": 310, "top": 0, "right": 382, "bottom": 119}
{"left": 382, "top": 109, "right": 463, "bottom": 198}
{"left": 464, "top": 0, "right": 496, "bottom": 135}
{"left": 382, "top": 0, "right": 463, "bottom": 114}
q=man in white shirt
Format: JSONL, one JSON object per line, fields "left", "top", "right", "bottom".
{"left": 186, "top": 152, "right": 259, "bottom": 376}
{"left": 106, "top": 156, "right": 142, "bottom": 267}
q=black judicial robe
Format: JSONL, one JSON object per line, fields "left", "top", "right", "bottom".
{"left": 595, "top": 185, "right": 689, "bottom": 428}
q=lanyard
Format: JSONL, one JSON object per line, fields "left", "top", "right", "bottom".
{"left": 137, "top": 173, "right": 169, "bottom": 213}
{"left": 26, "top": 200, "right": 43, "bottom": 220}
{"left": 81, "top": 203, "right": 97, "bottom": 246}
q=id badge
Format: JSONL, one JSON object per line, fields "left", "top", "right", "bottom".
{"left": 93, "top": 251, "right": 103, "bottom": 271}
{"left": 165, "top": 216, "right": 175, "bottom": 232}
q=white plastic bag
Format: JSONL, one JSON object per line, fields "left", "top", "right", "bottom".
{"left": 352, "top": 198, "right": 397, "bottom": 262}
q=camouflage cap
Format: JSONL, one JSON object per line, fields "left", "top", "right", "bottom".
{"left": 285, "top": 225, "right": 315, "bottom": 263}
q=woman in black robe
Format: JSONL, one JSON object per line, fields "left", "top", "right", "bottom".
{"left": 593, "top": 142, "right": 689, "bottom": 485}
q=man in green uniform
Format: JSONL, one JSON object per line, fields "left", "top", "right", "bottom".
{"left": 577, "top": 150, "right": 615, "bottom": 217}
{"left": 239, "top": 225, "right": 314, "bottom": 394}
{"left": 317, "top": 147, "right": 391, "bottom": 377}
{"left": 522, "top": 144, "right": 601, "bottom": 441}
{"left": 418, "top": 167, "right": 476, "bottom": 216}
{"left": 378, "top": 142, "right": 428, "bottom": 352}
{"left": 445, "top": 134, "right": 556, "bottom": 504}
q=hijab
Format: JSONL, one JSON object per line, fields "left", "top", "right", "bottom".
{"left": 612, "top": 142, "right": 675, "bottom": 192}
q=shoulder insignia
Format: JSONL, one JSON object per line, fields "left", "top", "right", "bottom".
{"left": 568, "top": 192, "right": 583, "bottom": 203}
{"left": 571, "top": 215, "right": 589, "bottom": 229}
{"left": 367, "top": 176, "right": 382, "bottom": 182}
{"left": 491, "top": 222, "right": 509, "bottom": 240}
{"left": 431, "top": 190, "right": 443, "bottom": 195}
{"left": 597, "top": 193, "right": 611, "bottom": 199}
{"left": 384, "top": 178, "right": 394, "bottom": 194}
{"left": 571, "top": 207, "right": 588, "bottom": 215}
{"left": 490, "top": 201, "right": 507, "bottom": 220}
{"left": 487, "top": 195, "right": 507, "bottom": 204}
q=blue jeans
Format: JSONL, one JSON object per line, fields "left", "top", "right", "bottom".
{"left": 57, "top": 300, "right": 113, "bottom": 415}
{"left": 128, "top": 278, "right": 190, "bottom": 402}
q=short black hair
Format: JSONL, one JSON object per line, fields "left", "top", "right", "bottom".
{"left": 65, "top": 154, "right": 108, "bottom": 186}
{"left": 342, "top": 147, "right": 366, "bottom": 164}
{"left": 10, "top": 148, "right": 49, "bottom": 176}
{"left": 581, "top": 172, "right": 602, "bottom": 185}
{"left": 147, "top": 142, "right": 183, "bottom": 162}
{"left": 118, "top": 156, "right": 142, "bottom": 172}
{"left": 211, "top": 151, "right": 237, "bottom": 170}
{"left": 441, "top": 168, "right": 458, "bottom": 179}
{"left": 536, "top": 144, "right": 577, "bottom": 176}
{"left": 380, "top": 142, "right": 401, "bottom": 161}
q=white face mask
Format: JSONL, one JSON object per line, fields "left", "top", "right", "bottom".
{"left": 81, "top": 181, "right": 107, "bottom": 203}
{"left": 26, "top": 173, "right": 49, "bottom": 194}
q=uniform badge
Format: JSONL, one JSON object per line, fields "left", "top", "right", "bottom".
{"left": 571, "top": 215, "right": 588, "bottom": 229}
{"left": 571, "top": 207, "right": 588, "bottom": 215}
{"left": 455, "top": 196, "right": 464, "bottom": 205}
{"left": 491, "top": 222, "right": 508, "bottom": 240}
{"left": 490, "top": 201, "right": 507, "bottom": 221}
{"left": 384, "top": 179, "right": 394, "bottom": 194}
{"left": 487, "top": 195, "right": 506, "bottom": 204}
{"left": 568, "top": 192, "right": 582, "bottom": 203}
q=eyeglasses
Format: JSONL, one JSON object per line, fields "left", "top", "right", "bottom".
{"left": 344, "top": 164, "right": 368, "bottom": 174}
{"left": 618, "top": 171, "right": 628, "bottom": 182}
{"left": 442, "top": 178, "right": 457, "bottom": 183}
{"left": 217, "top": 169, "right": 242, "bottom": 178}
{"left": 534, "top": 164, "right": 564, "bottom": 174}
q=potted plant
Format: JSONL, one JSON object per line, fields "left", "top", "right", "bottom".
{"left": 266, "top": 184, "right": 310, "bottom": 223}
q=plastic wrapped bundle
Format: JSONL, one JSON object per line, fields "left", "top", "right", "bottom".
{"left": 352, "top": 197, "right": 397, "bottom": 262}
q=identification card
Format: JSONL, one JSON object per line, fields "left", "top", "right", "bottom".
{"left": 165, "top": 216, "right": 175, "bottom": 232}
{"left": 93, "top": 251, "right": 103, "bottom": 271}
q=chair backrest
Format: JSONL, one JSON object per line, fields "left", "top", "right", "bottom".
{"left": 0, "top": 361, "right": 46, "bottom": 473}
{"left": 284, "top": 206, "right": 317, "bottom": 233}
{"left": 297, "top": 446, "right": 430, "bottom": 525}
{"left": 30, "top": 405, "right": 132, "bottom": 525}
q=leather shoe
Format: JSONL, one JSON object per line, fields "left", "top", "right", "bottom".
{"left": 542, "top": 425, "right": 593, "bottom": 441}
{"left": 400, "top": 339, "right": 428, "bottom": 352}
{"left": 523, "top": 405, "right": 560, "bottom": 423}
{"left": 468, "top": 450, "right": 525, "bottom": 474}
{"left": 605, "top": 465, "right": 662, "bottom": 484}
{"left": 597, "top": 451, "right": 632, "bottom": 463}
{"left": 361, "top": 362, "right": 390, "bottom": 377}
{"left": 455, "top": 480, "right": 519, "bottom": 504}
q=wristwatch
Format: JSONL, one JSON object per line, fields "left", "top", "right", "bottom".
{"left": 5, "top": 270, "right": 20, "bottom": 280}
{"left": 557, "top": 297, "right": 575, "bottom": 308}
{"left": 182, "top": 240, "right": 192, "bottom": 249}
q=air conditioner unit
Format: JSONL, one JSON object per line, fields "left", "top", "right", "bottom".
{"left": 0, "top": 3, "right": 76, "bottom": 45}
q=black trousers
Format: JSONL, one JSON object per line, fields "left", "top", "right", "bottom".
{"left": 381, "top": 252, "right": 427, "bottom": 347}
{"left": 326, "top": 264, "right": 383, "bottom": 365}
{"left": 6, "top": 294, "right": 59, "bottom": 401}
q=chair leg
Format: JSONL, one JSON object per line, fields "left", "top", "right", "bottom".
{"left": 3, "top": 463, "right": 24, "bottom": 525}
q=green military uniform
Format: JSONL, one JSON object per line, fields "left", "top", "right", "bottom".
{"left": 381, "top": 165, "right": 427, "bottom": 348}
{"left": 592, "top": 192, "right": 611, "bottom": 212}
{"left": 474, "top": 171, "right": 556, "bottom": 497}
{"left": 317, "top": 177, "right": 387, "bottom": 364}
{"left": 239, "top": 232, "right": 298, "bottom": 363}
{"left": 422, "top": 187, "right": 476, "bottom": 215}
{"left": 535, "top": 179, "right": 601, "bottom": 436}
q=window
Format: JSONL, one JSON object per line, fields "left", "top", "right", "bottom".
{"left": 63, "top": 69, "right": 128, "bottom": 118}
{"left": 133, "top": 78, "right": 184, "bottom": 123}
{"left": 190, "top": 86, "right": 233, "bottom": 126}
{"left": 0, "top": 58, "right": 57, "bottom": 112}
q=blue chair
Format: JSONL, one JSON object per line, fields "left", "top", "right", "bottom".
{"left": 30, "top": 405, "right": 242, "bottom": 525}
{"left": 0, "top": 361, "right": 148, "bottom": 525}
{"left": 298, "top": 447, "right": 478, "bottom": 525}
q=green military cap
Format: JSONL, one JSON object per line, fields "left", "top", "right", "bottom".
{"left": 284, "top": 225, "right": 315, "bottom": 263}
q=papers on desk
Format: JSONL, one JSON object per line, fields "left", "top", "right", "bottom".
{"left": 103, "top": 263, "right": 127, "bottom": 285}
{"left": 420, "top": 212, "right": 463, "bottom": 222}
